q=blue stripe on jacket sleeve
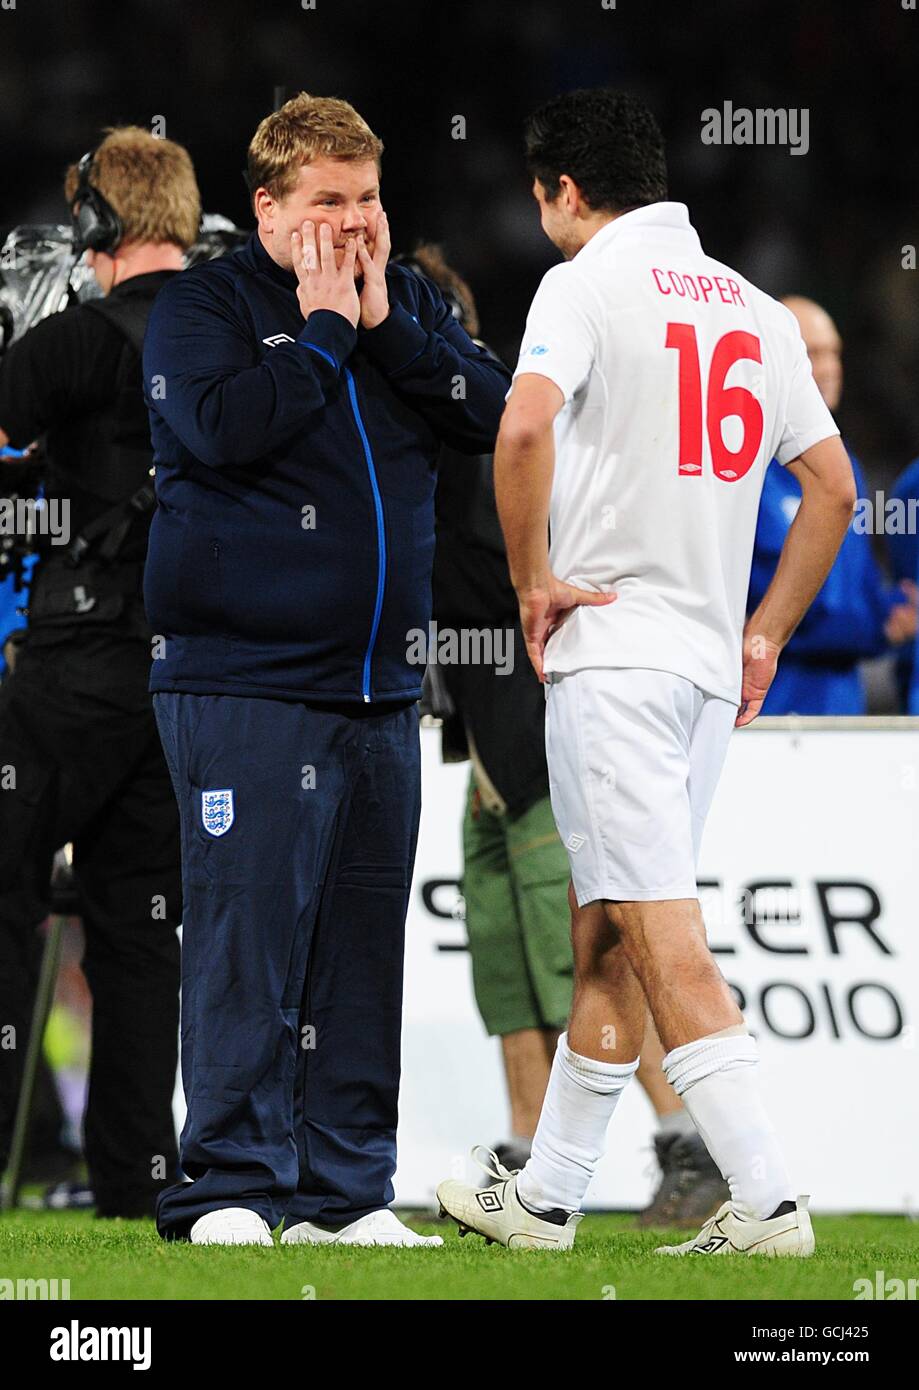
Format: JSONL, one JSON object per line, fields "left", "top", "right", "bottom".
{"left": 301, "top": 342, "right": 339, "bottom": 371}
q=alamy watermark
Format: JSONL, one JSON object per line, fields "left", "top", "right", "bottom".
{"left": 406, "top": 622, "right": 514, "bottom": 675}
{"left": 50, "top": 1321, "right": 151, "bottom": 1370}
{"left": 853, "top": 1269, "right": 917, "bottom": 1299}
{"left": 0, "top": 1276, "right": 71, "bottom": 1299}
{"left": 0, "top": 495, "right": 70, "bottom": 546}
{"left": 852, "top": 490, "right": 919, "bottom": 536}
{"left": 701, "top": 102, "right": 809, "bottom": 157}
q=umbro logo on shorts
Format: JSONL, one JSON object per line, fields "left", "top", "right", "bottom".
{"left": 476, "top": 1190, "right": 504, "bottom": 1213}
{"left": 262, "top": 333, "right": 296, "bottom": 347}
{"left": 565, "top": 833, "right": 587, "bottom": 853}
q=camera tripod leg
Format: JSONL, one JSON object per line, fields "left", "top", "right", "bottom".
{"left": 0, "top": 914, "right": 65, "bottom": 1211}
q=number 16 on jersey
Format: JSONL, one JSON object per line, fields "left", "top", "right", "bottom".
{"left": 666, "top": 323, "right": 764, "bottom": 483}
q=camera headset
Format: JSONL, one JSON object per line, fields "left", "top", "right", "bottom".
{"left": 69, "top": 147, "right": 124, "bottom": 256}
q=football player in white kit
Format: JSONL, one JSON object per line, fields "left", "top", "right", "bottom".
{"left": 436, "top": 89, "right": 856, "bottom": 1255}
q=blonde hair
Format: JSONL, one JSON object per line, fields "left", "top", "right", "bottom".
{"left": 247, "top": 92, "right": 383, "bottom": 205}
{"left": 64, "top": 126, "right": 201, "bottom": 251}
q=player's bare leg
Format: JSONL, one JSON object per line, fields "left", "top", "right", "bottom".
{"left": 508, "top": 887, "right": 651, "bottom": 1216}
{"left": 609, "top": 898, "right": 740, "bottom": 1050}
{"left": 509, "top": 888, "right": 646, "bottom": 1211}
{"left": 609, "top": 898, "right": 813, "bottom": 1256}
{"left": 567, "top": 884, "right": 646, "bottom": 1062}
{"left": 436, "top": 888, "right": 813, "bottom": 1253}
{"left": 436, "top": 885, "right": 644, "bottom": 1247}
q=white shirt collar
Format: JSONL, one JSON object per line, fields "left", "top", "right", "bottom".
{"left": 574, "top": 202, "right": 699, "bottom": 261}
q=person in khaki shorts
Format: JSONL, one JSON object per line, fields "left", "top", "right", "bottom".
{"left": 460, "top": 710, "right": 573, "bottom": 1172}
{"left": 464, "top": 777, "right": 571, "bottom": 1048}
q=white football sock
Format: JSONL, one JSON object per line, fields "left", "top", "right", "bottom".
{"left": 662, "top": 1031, "right": 793, "bottom": 1221}
{"left": 516, "top": 1032, "right": 639, "bottom": 1215}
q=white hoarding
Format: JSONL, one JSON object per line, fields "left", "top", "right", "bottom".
{"left": 396, "top": 721, "right": 919, "bottom": 1214}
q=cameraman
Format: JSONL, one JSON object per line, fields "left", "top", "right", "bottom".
{"left": 0, "top": 128, "right": 201, "bottom": 1217}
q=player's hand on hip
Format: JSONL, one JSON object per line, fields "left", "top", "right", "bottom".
{"left": 518, "top": 577, "right": 616, "bottom": 683}
{"left": 356, "top": 210, "right": 391, "bottom": 329}
{"left": 292, "top": 221, "right": 360, "bottom": 328}
{"left": 735, "top": 630, "right": 781, "bottom": 727}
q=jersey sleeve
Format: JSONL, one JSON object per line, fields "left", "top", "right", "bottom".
{"left": 510, "top": 264, "right": 599, "bottom": 405}
{"left": 774, "top": 330, "right": 840, "bottom": 466}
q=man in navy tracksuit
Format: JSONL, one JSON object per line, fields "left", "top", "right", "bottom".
{"left": 143, "top": 94, "right": 511, "bottom": 1246}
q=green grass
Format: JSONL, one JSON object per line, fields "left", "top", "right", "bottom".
{"left": 1, "top": 1210, "right": 916, "bottom": 1300}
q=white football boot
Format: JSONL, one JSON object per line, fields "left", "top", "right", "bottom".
{"left": 436, "top": 1147, "right": 582, "bottom": 1251}
{"left": 189, "top": 1208, "right": 274, "bottom": 1246}
{"left": 654, "top": 1195, "right": 815, "bottom": 1257}
{"left": 281, "top": 1209, "right": 443, "bottom": 1248}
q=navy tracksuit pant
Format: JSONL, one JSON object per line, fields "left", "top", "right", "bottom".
{"left": 152, "top": 691, "right": 421, "bottom": 1238}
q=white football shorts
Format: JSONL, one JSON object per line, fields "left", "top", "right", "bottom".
{"left": 545, "top": 667, "right": 737, "bottom": 905}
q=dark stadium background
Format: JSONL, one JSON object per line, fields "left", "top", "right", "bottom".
{"left": 1, "top": 6, "right": 917, "bottom": 1314}
{"left": 1, "top": 0, "right": 917, "bottom": 487}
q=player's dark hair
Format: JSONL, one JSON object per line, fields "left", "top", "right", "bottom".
{"left": 524, "top": 88, "right": 668, "bottom": 212}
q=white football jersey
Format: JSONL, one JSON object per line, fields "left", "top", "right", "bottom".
{"left": 511, "top": 201, "right": 839, "bottom": 703}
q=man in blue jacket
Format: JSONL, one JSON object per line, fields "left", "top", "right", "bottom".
{"left": 143, "top": 93, "right": 511, "bottom": 1246}
{"left": 747, "top": 296, "right": 916, "bottom": 713}
{"left": 887, "top": 457, "right": 919, "bottom": 710}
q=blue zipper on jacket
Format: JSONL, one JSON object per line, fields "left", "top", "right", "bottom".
{"left": 344, "top": 367, "right": 386, "bottom": 702}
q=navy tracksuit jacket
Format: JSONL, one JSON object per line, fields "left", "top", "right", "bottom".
{"left": 143, "top": 232, "right": 510, "bottom": 1235}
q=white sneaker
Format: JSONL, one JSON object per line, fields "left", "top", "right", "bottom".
{"left": 281, "top": 1208, "right": 443, "bottom": 1248}
{"left": 189, "top": 1207, "right": 274, "bottom": 1246}
{"left": 436, "top": 1147, "right": 582, "bottom": 1251}
{"left": 654, "top": 1195, "right": 815, "bottom": 1257}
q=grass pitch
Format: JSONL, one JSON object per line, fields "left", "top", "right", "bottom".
{"left": 1, "top": 1209, "right": 914, "bottom": 1300}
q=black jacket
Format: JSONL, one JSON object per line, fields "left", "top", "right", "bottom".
{"left": 0, "top": 271, "right": 176, "bottom": 641}
{"left": 433, "top": 443, "right": 551, "bottom": 817}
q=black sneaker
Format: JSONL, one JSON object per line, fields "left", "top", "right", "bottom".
{"left": 638, "top": 1130, "right": 730, "bottom": 1229}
